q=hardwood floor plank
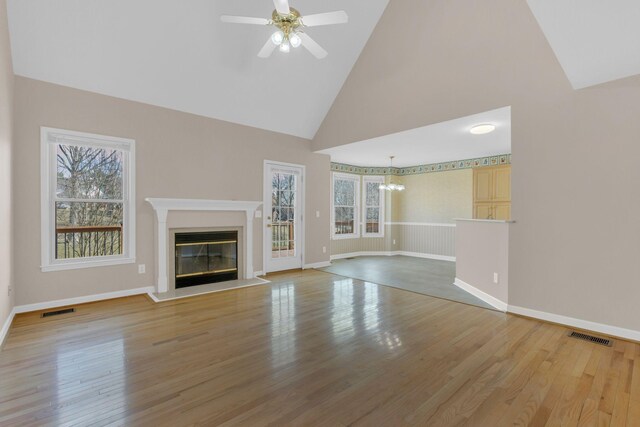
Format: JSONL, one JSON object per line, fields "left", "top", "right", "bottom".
{"left": 0, "top": 270, "right": 637, "bottom": 426}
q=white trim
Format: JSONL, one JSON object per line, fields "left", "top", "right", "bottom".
{"left": 303, "top": 261, "right": 332, "bottom": 269}
{"left": 330, "top": 251, "right": 455, "bottom": 262}
{"left": 455, "top": 218, "right": 515, "bottom": 224}
{"left": 453, "top": 278, "right": 507, "bottom": 312}
{"left": 507, "top": 305, "right": 640, "bottom": 343}
{"left": 0, "top": 309, "right": 16, "bottom": 349}
{"left": 263, "top": 160, "right": 306, "bottom": 274}
{"left": 254, "top": 271, "right": 265, "bottom": 277}
{"left": 12, "top": 286, "right": 155, "bottom": 314}
{"left": 145, "top": 198, "right": 262, "bottom": 293}
{"left": 362, "top": 175, "right": 385, "bottom": 238}
{"left": 398, "top": 251, "right": 455, "bottom": 262}
{"left": 385, "top": 222, "right": 457, "bottom": 227}
{"left": 331, "top": 172, "right": 360, "bottom": 240}
{"left": 40, "top": 127, "right": 136, "bottom": 272}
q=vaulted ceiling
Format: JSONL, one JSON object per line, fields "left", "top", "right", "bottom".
{"left": 527, "top": 0, "right": 640, "bottom": 89}
{"left": 6, "top": 0, "right": 640, "bottom": 140}
{"left": 7, "top": 0, "right": 388, "bottom": 139}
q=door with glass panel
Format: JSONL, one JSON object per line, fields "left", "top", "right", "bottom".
{"left": 264, "top": 162, "right": 303, "bottom": 273}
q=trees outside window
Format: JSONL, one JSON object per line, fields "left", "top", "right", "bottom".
{"left": 41, "top": 128, "right": 135, "bottom": 272}
{"left": 332, "top": 173, "right": 360, "bottom": 239}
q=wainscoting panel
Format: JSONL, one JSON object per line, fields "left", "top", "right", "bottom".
{"left": 395, "top": 223, "right": 456, "bottom": 258}
{"left": 331, "top": 223, "right": 456, "bottom": 259}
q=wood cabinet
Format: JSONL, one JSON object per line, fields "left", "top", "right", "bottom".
{"left": 473, "top": 165, "right": 511, "bottom": 220}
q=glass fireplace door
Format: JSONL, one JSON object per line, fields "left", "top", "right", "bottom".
{"left": 175, "top": 231, "right": 238, "bottom": 288}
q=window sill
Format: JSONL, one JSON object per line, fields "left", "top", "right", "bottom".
{"left": 41, "top": 257, "right": 136, "bottom": 272}
{"left": 362, "top": 234, "right": 385, "bottom": 239}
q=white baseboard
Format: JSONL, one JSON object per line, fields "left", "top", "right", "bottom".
{"left": 303, "top": 261, "right": 331, "bottom": 269}
{"left": 330, "top": 251, "right": 455, "bottom": 263}
{"left": 453, "top": 278, "right": 507, "bottom": 312}
{"left": 397, "top": 251, "right": 455, "bottom": 262}
{"left": 13, "top": 286, "right": 155, "bottom": 314}
{"left": 507, "top": 305, "right": 640, "bottom": 342}
{"left": 0, "top": 308, "right": 16, "bottom": 349}
{"left": 253, "top": 271, "right": 264, "bottom": 277}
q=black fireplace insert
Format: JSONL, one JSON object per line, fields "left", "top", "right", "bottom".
{"left": 174, "top": 230, "right": 238, "bottom": 289}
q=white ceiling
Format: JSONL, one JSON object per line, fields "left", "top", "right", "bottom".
{"left": 6, "top": 0, "right": 388, "bottom": 139}
{"left": 527, "top": 0, "right": 640, "bottom": 89}
{"left": 317, "top": 107, "right": 511, "bottom": 168}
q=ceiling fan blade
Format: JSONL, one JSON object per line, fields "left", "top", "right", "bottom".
{"left": 273, "top": 0, "right": 290, "bottom": 15}
{"left": 220, "top": 15, "right": 270, "bottom": 25}
{"left": 300, "top": 33, "right": 328, "bottom": 59}
{"left": 258, "top": 39, "right": 277, "bottom": 58}
{"left": 302, "top": 11, "right": 348, "bottom": 27}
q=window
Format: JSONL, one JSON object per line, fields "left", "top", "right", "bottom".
{"left": 41, "top": 127, "right": 135, "bottom": 271}
{"left": 332, "top": 173, "right": 360, "bottom": 239}
{"left": 363, "top": 176, "right": 384, "bottom": 237}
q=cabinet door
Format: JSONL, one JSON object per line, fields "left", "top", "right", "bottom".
{"left": 493, "top": 166, "right": 511, "bottom": 202}
{"left": 474, "top": 203, "right": 493, "bottom": 220}
{"left": 493, "top": 202, "right": 511, "bottom": 220}
{"left": 474, "top": 169, "right": 493, "bottom": 202}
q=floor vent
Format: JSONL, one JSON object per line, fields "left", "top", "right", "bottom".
{"left": 41, "top": 308, "right": 76, "bottom": 318}
{"left": 568, "top": 331, "right": 613, "bottom": 347}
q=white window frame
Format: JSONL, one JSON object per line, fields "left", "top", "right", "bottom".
{"left": 362, "top": 175, "right": 385, "bottom": 238}
{"left": 40, "top": 127, "right": 136, "bottom": 272}
{"left": 331, "top": 172, "right": 360, "bottom": 240}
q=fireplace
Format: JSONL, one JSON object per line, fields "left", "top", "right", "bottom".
{"left": 174, "top": 230, "right": 238, "bottom": 288}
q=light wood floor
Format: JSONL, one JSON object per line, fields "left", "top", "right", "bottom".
{"left": 1, "top": 270, "right": 639, "bottom": 426}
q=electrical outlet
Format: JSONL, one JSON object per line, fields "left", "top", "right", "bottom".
{"left": 138, "top": 264, "right": 146, "bottom": 274}
{"left": 322, "top": 246, "right": 326, "bottom": 254}
{"left": 7, "top": 286, "right": 11, "bottom": 296}
{"left": 393, "top": 239, "right": 396, "bottom": 245}
{"left": 493, "top": 273, "right": 499, "bottom": 284}
{"left": 316, "top": 210, "right": 320, "bottom": 218}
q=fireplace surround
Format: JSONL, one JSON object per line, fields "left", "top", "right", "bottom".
{"left": 146, "top": 198, "right": 262, "bottom": 293}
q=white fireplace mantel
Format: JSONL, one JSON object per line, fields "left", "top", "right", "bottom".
{"left": 145, "top": 198, "right": 262, "bottom": 293}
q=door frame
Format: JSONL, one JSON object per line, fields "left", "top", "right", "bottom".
{"left": 263, "top": 160, "right": 306, "bottom": 274}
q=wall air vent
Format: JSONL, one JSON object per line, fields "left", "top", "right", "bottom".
{"left": 568, "top": 331, "right": 613, "bottom": 347}
{"left": 41, "top": 308, "right": 76, "bottom": 318}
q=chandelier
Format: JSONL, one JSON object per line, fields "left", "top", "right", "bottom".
{"left": 379, "top": 156, "right": 406, "bottom": 192}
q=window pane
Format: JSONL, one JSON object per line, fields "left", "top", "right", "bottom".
{"left": 55, "top": 201, "right": 123, "bottom": 259}
{"left": 56, "top": 144, "right": 123, "bottom": 200}
{"left": 366, "top": 182, "right": 380, "bottom": 206}
{"left": 334, "top": 207, "right": 354, "bottom": 235}
{"left": 334, "top": 179, "right": 355, "bottom": 206}
{"left": 366, "top": 208, "right": 380, "bottom": 233}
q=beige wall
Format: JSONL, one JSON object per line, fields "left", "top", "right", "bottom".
{"left": 396, "top": 169, "right": 472, "bottom": 224}
{"left": 0, "top": 0, "right": 14, "bottom": 332}
{"left": 455, "top": 220, "right": 509, "bottom": 305}
{"left": 13, "top": 77, "right": 330, "bottom": 306}
{"left": 314, "top": 0, "right": 640, "bottom": 331}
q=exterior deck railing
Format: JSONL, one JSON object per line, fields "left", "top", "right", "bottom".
{"left": 56, "top": 225, "right": 122, "bottom": 259}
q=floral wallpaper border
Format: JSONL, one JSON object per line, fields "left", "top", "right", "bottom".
{"left": 330, "top": 154, "right": 511, "bottom": 176}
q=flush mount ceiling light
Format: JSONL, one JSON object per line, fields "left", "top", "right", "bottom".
{"left": 221, "top": 0, "right": 348, "bottom": 59}
{"left": 379, "top": 156, "right": 406, "bottom": 192}
{"left": 470, "top": 124, "right": 496, "bottom": 135}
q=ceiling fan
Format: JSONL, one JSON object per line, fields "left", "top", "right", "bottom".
{"left": 220, "top": 0, "right": 348, "bottom": 59}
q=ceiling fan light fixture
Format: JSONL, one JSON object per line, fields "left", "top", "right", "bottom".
{"left": 271, "top": 30, "right": 285, "bottom": 45}
{"left": 289, "top": 32, "right": 302, "bottom": 48}
{"left": 279, "top": 40, "right": 291, "bottom": 53}
{"left": 470, "top": 124, "right": 496, "bottom": 135}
